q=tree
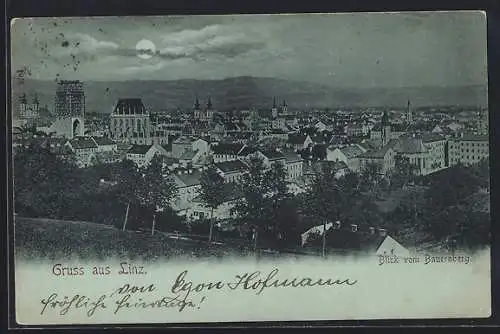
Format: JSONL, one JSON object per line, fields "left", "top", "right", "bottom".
{"left": 424, "top": 164, "right": 481, "bottom": 209}
{"left": 199, "top": 165, "right": 226, "bottom": 242}
{"left": 301, "top": 163, "right": 343, "bottom": 256}
{"left": 137, "top": 154, "right": 177, "bottom": 212}
{"left": 234, "top": 156, "right": 273, "bottom": 250}
{"left": 13, "top": 141, "right": 77, "bottom": 218}
{"left": 262, "top": 161, "right": 290, "bottom": 240}
{"left": 311, "top": 144, "right": 327, "bottom": 160}
{"left": 360, "top": 162, "right": 380, "bottom": 190}
{"left": 391, "top": 155, "right": 417, "bottom": 189}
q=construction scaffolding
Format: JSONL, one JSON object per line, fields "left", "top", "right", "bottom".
{"left": 54, "top": 80, "right": 86, "bottom": 119}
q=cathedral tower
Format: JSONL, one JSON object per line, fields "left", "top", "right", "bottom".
{"left": 381, "top": 110, "right": 391, "bottom": 147}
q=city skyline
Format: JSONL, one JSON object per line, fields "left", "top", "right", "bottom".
{"left": 11, "top": 12, "right": 487, "bottom": 88}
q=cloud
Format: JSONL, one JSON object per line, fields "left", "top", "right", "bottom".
{"left": 54, "top": 33, "right": 119, "bottom": 57}
{"left": 156, "top": 25, "right": 265, "bottom": 61}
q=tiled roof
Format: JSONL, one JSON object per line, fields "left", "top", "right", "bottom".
{"left": 113, "top": 98, "right": 147, "bottom": 115}
{"left": 283, "top": 152, "right": 303, "bottom": 163}
{"left": 339, "top": 145, "right": 364, "bottom": 159}
{"left": 180, "top": 149, "right": 198, "bottom": 160}
{"left": 212, "top": 143, "right": 245, "bottom": 155}
{"left": 359, "top": 146, "right": 393, "bottom": 159}
{"left": 389, "top": 138, "right": 428, "bottom": 154}
{"left": 418, "top": 133, "right": 445, "bottom": 143}
{"left": 261, "top": 150, "right": 286, "bottom": 161}
{"left": 127, "top": 144, "right": 152, "bottom": 155}
{"left": 238, "top": 146, "right": 258, "bottom": 156}
{"left": 162, "top": 156, "right": 180, "bottom": 165}
{"left": 69, "top": 137, "right": 98, "bottom": 150}
{"left": 215, "top": 159, "right": 248, "bottom": 173}
{"left": 287, "top": 134, "right": 309, "bottom": 145}
{"left": 173, "top": 136, "right": 196, "bottom": 144}
{"left": 172, "top": 170, "right": 202, "bottom": 188}
{"left": 92, "top": 136, "right": 116, "bottom": 146}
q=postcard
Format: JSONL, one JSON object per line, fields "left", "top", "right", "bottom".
{"left": 9, "top": 11, "right": 491, "bottom": 326}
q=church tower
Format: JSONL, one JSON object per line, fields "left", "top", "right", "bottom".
{"left": 205, "top": 96, "right": 214, "bottom": 123}
{"left": 271, "top": 97, "right": 278, "bottom": 119}
{"left": 32, "top": 93, "right": 40, "bottom": 117}
{"left": 407, "top": 99, "right": 413, "bottom": 125}
{"left": 19, "top": 93, "right": 28, "bottom": 117}
{"left": 381, "top": 110, "right": 391, "bottom": 147}
{"left": 281, "top": 100, "right": 288, "bottom": 113}
{"left": 193, "top": 96, "right": 201, "bottom": 120}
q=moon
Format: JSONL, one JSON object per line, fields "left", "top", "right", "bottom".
{"left": 135, "top": 39, "right": 156, "bottom": 59}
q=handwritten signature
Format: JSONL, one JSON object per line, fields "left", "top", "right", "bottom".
{"left": 39, "top": 268, "right": 357, "bottom": 317}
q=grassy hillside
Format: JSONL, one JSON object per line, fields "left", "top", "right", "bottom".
{"left": 14, "top": 216, "right": 250, "bottom": 262}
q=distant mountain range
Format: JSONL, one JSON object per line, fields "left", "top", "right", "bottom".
{"left": 10, "top": 76, "right": 488, "bottom": 116}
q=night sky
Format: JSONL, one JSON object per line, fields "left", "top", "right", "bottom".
{"left": 10, "top": 11, "right": 487, "bottom": 88}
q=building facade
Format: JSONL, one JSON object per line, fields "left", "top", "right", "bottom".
{"left": 448, "top": 134, "right": 489, "bottom": 166}
{"left": 110, "top": 98, "right": 152, "bottom": 145}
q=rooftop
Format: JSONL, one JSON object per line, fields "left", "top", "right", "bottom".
{"left": 179, "top": 149, "right": 198, "bottom": 160}
{"left": 92, "top": 136, "right": 116, "bottom": 146}
{"left": 283, "top": 152, "right": 303, "bottom": 163}
{"left": 127, "top": 144, "right": 152, "bottom": 155}
{"left": 215, "top": 159, "right": 249, "bottom": 173}
{"left": 287, "top": 133, "right": 309, "bottom": 145}
{"left": 261, "top": 150, "right": 286, "bottom": 161}
{"left": 388, "top": 138, "right": 428, "bottom": 154}
{"left": 173, "top": 170, "right": 203, "bottom": 188}
{"left": 337, "top": 145, "right": 364, "bottom": 159}
{"left": 69, "top": 137, "right": 98, "bottom": 150}
{"left": 359, "top": 146, "right": 393, "bottom": 159}
{"left": 212, "top": 142, "right": 245, "bottom": 155}
{"left": 238, "top": 146, "right": 259, "bottom": 156}
{"left": 112, "top": 98, "right": 147, "bottom": 115}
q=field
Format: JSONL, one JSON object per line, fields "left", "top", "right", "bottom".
{"left": 13, "top": 216, "right": 253, "bottom": 262}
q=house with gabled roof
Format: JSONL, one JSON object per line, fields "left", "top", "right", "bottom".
{"left": 126, "top": 143, "right": 169, "bottom": 168}
{"left": 65, "top": 136, "right": 99, "bottom": 168}
{"left": 170, "top": 168, "right": 204, "bottom": 214}
{"left": 91, "top": 136, "right": 117, "bottom": 152}
{"left": 326, "top": 144, "right": 365, "bottom": 172}
{"left": 253, "top": 149, "right": 287, "bottom": 170}
{"left": 283, "top": 151, "right": 304, "bottom": 181}
{"left": 187, "top": 183, "right": 243, "bottom": 222}
{"left": 386, "top": 136, "right": 431, "bottom": 176}
{"left": 357, "top": 146, "right": 396, "bottom": 176}
{"left": 172, "top": 136, "right": 209, "bottom": 159}
{"left": 301, "top": 221, "right": 410, "bottom": 257}
{"left": 215, "top": 159, "right": 249, "bottom": 183}
{"left": 211, "top": 142, "right": 246, "bottom": 162}
{"left": 286, "top": 133, "right": 313, "bottom": 151}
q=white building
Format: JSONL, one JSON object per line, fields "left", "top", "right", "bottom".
{"left": 172, "top": 136, "right": 209, "bottom": 160}
{"left": 215, "top": 160, "right": 249, "bottom": 183}
{"left": 448, "top": 134, "right": 489, "bottom": 166}
{"left": 283, "top": 152, "right": 304, "bottom": 181}
{"left": 171, "top": 169, "right": 203, "bottom": 215}
{"left": 326, "top": 145, "right": 365, "bottom": 172}
{"left": 65, "top": 136, "right": 98, "bottom": 167}
{"left": 125, "top": 143, "right": 169, "bottom": 168}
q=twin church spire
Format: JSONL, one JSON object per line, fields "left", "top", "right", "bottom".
{"left": 193, "top": 95, "right": 213, "bottom": 110}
